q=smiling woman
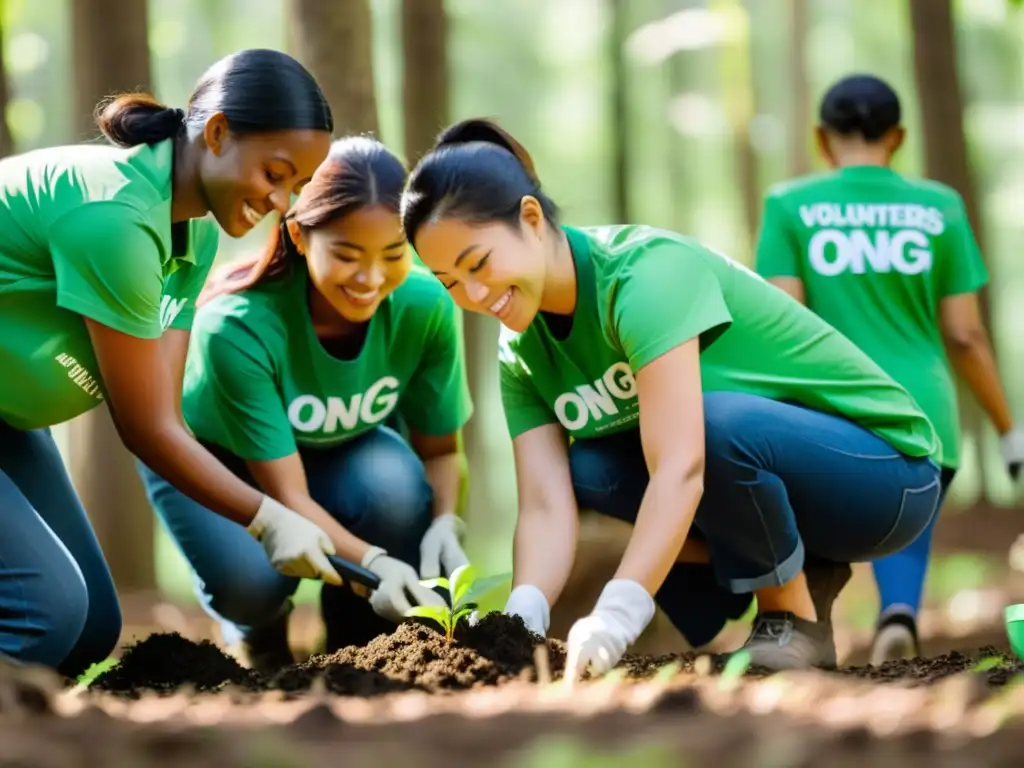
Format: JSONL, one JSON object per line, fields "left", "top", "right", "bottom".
{"left": 137, "top": 137, "right": 474, "bottom": 671}
{"left": 401, "top": 117, "right": 945, "bottom": 678}
{"left": 0, "top": 48, "right": 336, "bottom": 679}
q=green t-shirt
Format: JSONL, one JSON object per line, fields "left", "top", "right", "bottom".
{"left": 182, "top": 264, "right": 473, "bottom": 461}
{"left": 499, "top": 225, "right": 937, "bottom": 461}
{"left": 754, "top": 166, "right": 987, "bottom": 468}
{"left": 0, "top": 139, "right": 219, "bottom": 430}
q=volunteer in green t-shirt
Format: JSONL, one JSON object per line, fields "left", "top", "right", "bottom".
{"left": 401, "top": 118, "right": 945, "bottom": 675}
{"left": 0, "top": 49, "right": 338, "bottom": 677}
{"left": 755, "top": 73, "right": 1022, "bottom": 665}
{"left": 138, "top": 137, "right": 473, "bottom": 670}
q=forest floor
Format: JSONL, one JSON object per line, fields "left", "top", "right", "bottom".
{"left": 4, "top": 509, "right": 1024, "bottom": 768}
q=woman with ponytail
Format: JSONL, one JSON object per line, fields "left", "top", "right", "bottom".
{"left": 754, "top": 73, "right": 1022, "bottom": 664}
{"left": 0, "top": 49, "right": 335, "bottom": 676}
{"left": 401, "top": 117, "right": 944, "bottom": 677}
{"left": 138, "top": 137, "right": 470, "bottom": 670}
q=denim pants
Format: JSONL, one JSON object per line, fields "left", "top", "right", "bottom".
{"left": 0, "top": 420, "right": 122, "bottom": 676}
{"left": 137, "top": 426, "right": 433, "bottom": 650}
{"left": 570, "top": 392, "right": 942, "bottom": 647}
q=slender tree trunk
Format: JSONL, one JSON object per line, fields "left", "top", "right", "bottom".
{"left": 71, "top": 0, "right": 152, "bottom": 141}
{"left": 609, "top": 0, "right": 630, "bottom": 221}
{"left": 288, "top": 0, "right": 379, "bottom": 136}
{"left": 787, "top": 0, "right": 812, "bottom": 176}
{"left": 401, "top": 0, "right": 448, "bottom": 165}
{"left": 710, "top": 0, "right": 759, "bottom": 251}
{"left": 0, "top": 17, "right": 13, "bottom": 158}
{"left": 69, "top": 0, "right": 155, "bottom": 591}
{"left": 399, "top": 0, "right": 504, "bottom": 545}
{"left": 909, "top": 0, "right": 992, "bottom": 503}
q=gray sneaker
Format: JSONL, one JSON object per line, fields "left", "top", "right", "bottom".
{"left": 741, "top": 611, "right": 835, "bottom": 670}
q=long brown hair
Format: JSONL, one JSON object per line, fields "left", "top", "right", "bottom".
{"left": 199, "top": 135, "right": 407, "bottom": 306}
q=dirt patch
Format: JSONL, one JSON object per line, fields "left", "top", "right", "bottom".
{"left": 838, "top": 645, "right": 1024, "bottom": 686}
{"left": 89, "top": 616, "right": 1023, "bottom": 701}
{"left": 89, "top": 632, "right": 261, "bottom": 696}
{"left": 276, "top": 613, "right": 566, "bottom": 694}
{"left": 90, "top": 613, "right": 565, "bottom": 697}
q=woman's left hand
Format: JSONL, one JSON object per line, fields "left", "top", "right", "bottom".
{"left": 564, "top": 579, "right": 656, "bottom": 680}
{"left": 419, "top": 513, "right": 470, "bottom": 579}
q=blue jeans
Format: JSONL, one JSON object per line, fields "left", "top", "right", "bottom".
{"left": 137, "top": 426, "right": 432, "bottom": 650}
{"left": 570, "top": 392, "right": 942, "bottom": 647}
{"left": 0, "top": 420, "right": 122, "bottom": 676}
{"left": 871, "top": 466, "right": 957, "bottom": 621}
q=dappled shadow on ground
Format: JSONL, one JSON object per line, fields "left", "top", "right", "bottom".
{"left": 4, "top": 626, "right": 1024, "bottom": 767}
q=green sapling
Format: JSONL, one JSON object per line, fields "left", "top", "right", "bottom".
{"left": 404, "top": 564, "right": 512, "bottom": 642}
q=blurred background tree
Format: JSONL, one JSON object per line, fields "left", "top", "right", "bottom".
{"left": 5, "top": 0, "right": 1023, "bottom": 650}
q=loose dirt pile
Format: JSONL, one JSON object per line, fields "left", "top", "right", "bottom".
{"left": 90, "top": 613, "right": 566, "bottom": 697}
{"left": 88, "top": 612, "right": 1023, "bottom": 701}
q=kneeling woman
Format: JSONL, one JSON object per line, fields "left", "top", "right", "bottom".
{"left": 401, "top": 119, "right": 943, "bottom": 675}
{"left": 139, "top": 138, "right": 473, "bottom": 670}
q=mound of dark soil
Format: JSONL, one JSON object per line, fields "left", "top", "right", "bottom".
{"left": 277, "top": 612, "right": 565, "bottom": 694}
{"left": 87, "top": 614, "right": 563, "bottom": 698}
{"left": 89, "top": 633, "right": 261, "bottom": 697}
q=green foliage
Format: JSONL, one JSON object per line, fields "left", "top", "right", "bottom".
{"left": 405, "top": 564, "right": 512, "bottom": 642}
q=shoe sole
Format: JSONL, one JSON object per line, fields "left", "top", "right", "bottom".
{"left": 870, "top": 623, "right": 917, "bottom": 666}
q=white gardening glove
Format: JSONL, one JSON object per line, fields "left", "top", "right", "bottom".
{"left": 504, "top": 584, "right": 551, "bottom": 638}
{"left": 999, "top": 427, "right": 1024, "bottom": 480}
{"left": 362, "top": 546, "right": 447, "bottom": 623}
{"left": 246, "top": 496, "right": 342, "bottom": 585}
{"left": 564, "top": 579, "right": 655, "bottom": 680}
{"left": 419, "top": 513, "right": 470, "bottom": 579}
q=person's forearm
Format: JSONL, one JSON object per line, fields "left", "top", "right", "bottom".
{"left": 615, "top": 470, "right": 703, "bottom": 594}
{"left": 423, "top": 452, "right": 462, "bottom": 519}
{"left": 946, "top": 335, "right": 1014, "bottom": 434}
{"left": 512, "top": 507, "right": 578, "bottom": 607}
{"left": 275, "top": 491, "right": 372, "bottom": 564}
{"left": 126, "top": 422, "right": 265, "bottom": 525}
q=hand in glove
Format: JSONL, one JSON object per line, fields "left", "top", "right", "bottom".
{"left": 362, "top": 546, "right": 447, "bottom": 623}
{"left": 504, "top": 584, "right": 551, "bottom": 638}
{"left": 1000, "top": 427, "right": 1024, "bottom": 480}
{"left": 564, "top": 579, "right": 655, "bottom": 680}
{"left": 246, "top": 496, "right": 342, "bottom": 585}
{"left": 419, "top": 513, "right": 470, "bottom": 579}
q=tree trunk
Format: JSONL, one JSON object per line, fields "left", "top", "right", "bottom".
{"left": 399, "top": 0, "right": 504, "bottom": 546}
{"left": 401, "top": 0, "right": 448, "bottom": 165}
{"left": 288, "top": 0, "right": 379, "bottom": 136}
{"left": 909, "top": 0, "right": 991, "bottom": 503}
{"left": 0, "top": 16, "right": 13, "bottom": 158}
{"left": 69, "top": 0, "right": 156, "bottom": 591}
{"left": 70, "top": 0, "right": 152, "bottom": 141}
{"left": 608, "top": 0, "right": 630, "bottom": 222}
{"left": 787, "top": 0, "right": 812, "bottom": 176}
{"left": 710, "top": 0, "right": 759, "bottom": 251}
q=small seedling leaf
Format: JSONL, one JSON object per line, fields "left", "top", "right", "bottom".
{"left": 972, "top": 656, "right": 1004, "bottom": 673}
{"left": 405, "top": 604, "right": 451, "bottom": 631}
{"left": 456, "top": 571, "right": 513, "bottom": 611}
{"left": 450, "top": 564, "right": 478, "bottom": 606}
{"left": 720, "top": 649, "right": 751, "bottom": 687}
{"left": 452, "top": 606, "right": 474, "bottom": 625}
{"left": 419, "top": 577, "right": 450, "bottom": 593}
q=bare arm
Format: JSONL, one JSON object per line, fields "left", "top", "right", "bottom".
{"left": 160, "top": 328, "right": 189, "bottom": 425}
{"left": 939, "top": 292, "right": 1013, "bottom": 434}
{"left": 409, "top": 430, "right": 462, "bottom": 520}
{"left": 768, "top": 277, "right": 806, "bottom": 305}
{"left": 86, "top": 319, "right": 263, "bottom": 524}
{"left": 615, "top": 337, "right": 706, "bottom": 593}
{"left": 247, "top": 453, "right": 372, "bottom": 563}
{"left": 510, "top": 423, "right": 579, "bottom": 606}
